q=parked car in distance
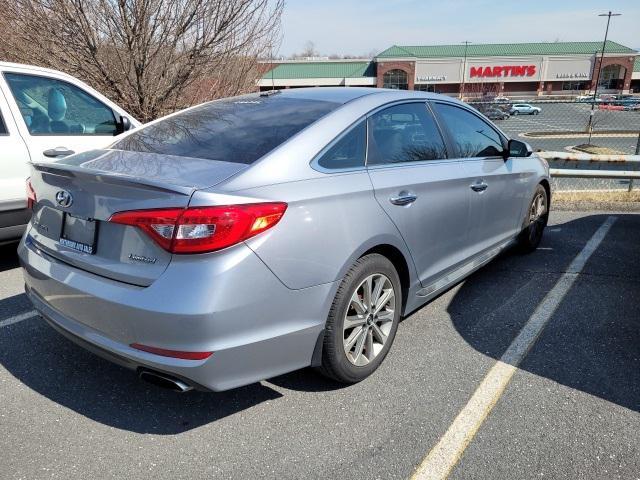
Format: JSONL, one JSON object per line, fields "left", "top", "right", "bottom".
{"left": 483, "top": 107, "right": 510, "bottom": 120}
{"left": 0, "top": 62, "right": 140, "bottom": 244}
{"left": 509, "top": 103, "right": 541, "bottom": 115}
{"left": 494, "top": 96, "right": 510, "bottom": 103}
{"left": 20, "top": 88, "right": 550, "bottom": 392}
{"left": 576, "top": 94, "right": 600, "bottom": 102}
{"left": 622, "top": 103, "right": 640, "bottom": 111}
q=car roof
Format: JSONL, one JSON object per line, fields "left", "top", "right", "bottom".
{"left": 0, "top": 61, "right": 77, "bottom": 79}
{"left": 265, "top": 87, "right": 461, "bottom": 106}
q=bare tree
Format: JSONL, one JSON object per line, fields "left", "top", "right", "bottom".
{"left": 301, "top": 41, "right": 318, "bottom": 58}
{"left": 1, "top": 0, "right": 284, "bottom": 122}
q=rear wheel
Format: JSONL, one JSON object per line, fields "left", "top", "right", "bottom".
{"left": 318, "top": 254, "right": 401, "bottom": 383}
{"left": 517, "top": 184, "right": 548, "bottom": 252}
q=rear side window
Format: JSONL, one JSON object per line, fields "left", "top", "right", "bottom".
{"left": 316, "top": 120, "right": 366, "bottom": 170}
{"left": 432, "top": 103, "right": 504, "bottom": 158}
{"left": 367, "top": 102, "right": 447, "bottom": 165}
{"left": 0, "top": 111, "right": 7, "bottom": 135}
{"left": 114, "top": 95, "right": 340, "bottom": 164}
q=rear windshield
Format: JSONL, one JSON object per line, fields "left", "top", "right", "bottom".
{"left": 113, "top": 94, "right": 340, "bottom": 164}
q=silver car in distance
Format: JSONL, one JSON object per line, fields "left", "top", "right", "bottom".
{"left": 19, "top": 88, "right": 550, "bottom": 392}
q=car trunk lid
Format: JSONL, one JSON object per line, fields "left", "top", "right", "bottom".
{"left": 28, "top": 149, "right": 247, "bottom": 286}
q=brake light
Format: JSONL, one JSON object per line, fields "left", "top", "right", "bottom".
{"left": 26, "top": 178, "right": 37, "bottom": 209}
{"left": 109, "top": 203, "right": 287, "bottom": 254}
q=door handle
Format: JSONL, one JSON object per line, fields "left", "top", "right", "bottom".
{"left": 470, "top": 182, "right": 488, "bottom": 193}
{"left": 389, "top": 193, "right": 417, "bottom": 206}
{"left": 43, "top": 147, "right": 75, "bottom": 158}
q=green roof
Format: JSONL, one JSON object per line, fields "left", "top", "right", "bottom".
{"left": 377, "top": 41, "right": 636, "bottom": 59}
{"left": 262, "top": 61, "right": 375, "bottom": 79}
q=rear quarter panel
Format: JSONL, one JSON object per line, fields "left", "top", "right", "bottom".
{"left": 190, "top": 172, "right": 417, "bottom": 291}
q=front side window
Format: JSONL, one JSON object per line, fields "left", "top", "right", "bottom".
{"left": 367, "top": 103, "right": 447, "bottom": 165}
{"left": 432, "top": 103, "right": 504, "bottom": 158}
{"left": 316, "top": 120, "right": 366, "bottom": 170}
{"left": 4, "top": 73, "right": 118, "bottom": 136}
{"left": 114, "top": 94, "right": 340, "bottom": 164}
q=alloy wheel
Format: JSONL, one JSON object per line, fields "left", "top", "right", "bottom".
{"left": 342, "top": 274, "right": 396, "bottom": 367}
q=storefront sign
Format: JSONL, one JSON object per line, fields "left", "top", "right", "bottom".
{"left": 555, "top": 72, "right": 590, "bottom": 79}
{"left": 469, "top": 65, "right": 536, "bottom": 78}
{"left": 416, "top": 75, "right": 447, "bottom": 82}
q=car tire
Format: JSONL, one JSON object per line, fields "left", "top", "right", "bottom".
{"left": 512, "top": 111, "right": 518, "bottom": 115}
{"left": 533, "top": 110, "right": 539, "bottom": 115}
{"left": 517, "top": 184, "right": 549, "bottom": 253}
{"left": 317, "top": 253, "right": 401, "bottom": 383}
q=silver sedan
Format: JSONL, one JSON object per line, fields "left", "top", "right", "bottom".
{"left": 19, "top": 88, "right": 550, "bottom": 392}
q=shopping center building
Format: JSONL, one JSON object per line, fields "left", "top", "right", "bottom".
{"left": 259, "top": 41, "right": 639, "bottom": 97}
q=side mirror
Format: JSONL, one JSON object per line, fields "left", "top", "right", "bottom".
{"left": 506, "top": 139, "right": 533, "bottom": 158}
{"left": 115, "top": 115, "right": 133, "bottom": 135}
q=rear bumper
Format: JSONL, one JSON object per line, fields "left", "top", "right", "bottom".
{"left": 19, "top": 234, "right": 335, "bottom": 391}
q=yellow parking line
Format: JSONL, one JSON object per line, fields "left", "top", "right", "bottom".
{"left": 411, "top": 216, "right": 617, "bottom": 480}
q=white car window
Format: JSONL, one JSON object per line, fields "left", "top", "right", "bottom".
{"left": 0, "top": 110, "right": 7, "bottom": 135}
{"left": 4, "top": 72, "right": 118, "bottom": 136}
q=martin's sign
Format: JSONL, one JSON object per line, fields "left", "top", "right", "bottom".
{"left": 470, "top": 65, "right": 536, "bottom": 78}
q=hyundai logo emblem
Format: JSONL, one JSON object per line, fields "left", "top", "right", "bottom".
{"left": 55, "top": 190, "right": 73, "bottom": 208}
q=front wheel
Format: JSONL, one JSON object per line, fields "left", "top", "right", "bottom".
{"left": 517, "top": 184, "right": 549, "bottom": 253}
{"left": 317, "top": 254, "right": 401, "bottom": 383}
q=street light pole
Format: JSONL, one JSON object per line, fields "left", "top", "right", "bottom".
{"left": 587, "top": 11, "right": 621, "bottom": 144}
{"left": 460, "top": 41, "right": 471, "bottom": 100}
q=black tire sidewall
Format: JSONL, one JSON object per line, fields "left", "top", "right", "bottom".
{"left": 518, "top": 184, "right": 549, "bottom": 252}
{"left": 320, "top": 254, "right": 401, "bottom": 383}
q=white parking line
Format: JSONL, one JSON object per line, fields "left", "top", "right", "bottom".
{"left": 411, "top": 216, "right": 617, "bottom": 480}
{"left": 0, "top": 310, "right": 39, "bottom": 328}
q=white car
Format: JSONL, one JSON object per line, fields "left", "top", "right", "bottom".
{"left": 509, "top": 103, "right": 541, "bottom": 115}
{"left": 0, "top": 62, "right": 140, "bottom": 244}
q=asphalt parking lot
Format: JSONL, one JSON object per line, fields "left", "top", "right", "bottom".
{"left": 1, "top": 210, "right": 639, "bottom": 479}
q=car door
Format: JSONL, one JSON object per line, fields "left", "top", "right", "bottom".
{"left": 366, "top": 101, "right": 471, "bottom": 287}
{"left": 0, "top": 89, "right": 32, "bottom": 240}
{"left": 431, "top": 101, "right": 527, "bottom": 255}
{"left": 0, "top": 69, "right": 132, "bottom": 163}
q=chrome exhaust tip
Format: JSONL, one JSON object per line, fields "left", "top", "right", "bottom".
{"left": 138, "top": 369, "right": 193, "bottom": 393}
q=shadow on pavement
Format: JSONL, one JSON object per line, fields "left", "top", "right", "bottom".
{"left": 0, "top": 315, "right": 283, "bottom": 434}
{"left": 1, "top": 213, "right": 637, "bottom": 433}
{"left": 447, "top": 213, "right": 640, "bottom": 412}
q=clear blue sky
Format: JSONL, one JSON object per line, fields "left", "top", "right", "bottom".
{"left": 279, "top": 0, "right": 640, "bottom": 57}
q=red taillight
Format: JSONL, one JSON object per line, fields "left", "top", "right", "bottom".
{"left": 26, "top": 178, "right": 37, "bottom": 210}
{"left": 130, "top": 343, "right": 213, "bottom": 360}
{"left": 110, "top": 202, "right": 287, "bottom": 254}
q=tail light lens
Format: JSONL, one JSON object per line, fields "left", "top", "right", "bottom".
{"left": 110, "top": 203, "right": 287, "bottom": 254}
{"left": 26, "top": 178, "right": 37, "bottom": 210}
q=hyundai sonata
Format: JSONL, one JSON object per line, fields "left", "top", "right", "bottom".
{"left": 19, "top": 88, "right": 550, "bottom": 392}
